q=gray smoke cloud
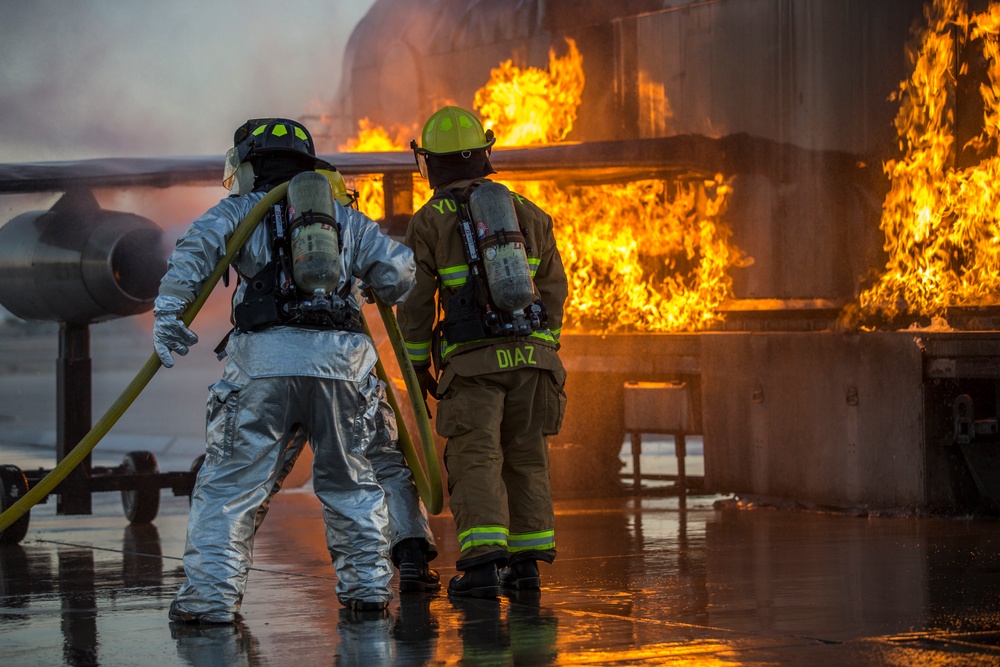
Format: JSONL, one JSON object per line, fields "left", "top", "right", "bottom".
{"left": 0, "top": 0, "right": 375, "bottom": 162}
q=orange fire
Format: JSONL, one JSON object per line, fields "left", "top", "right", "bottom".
{"left": 341, "top": 39, "right": 745, "bottom": 332}
{"left": 338, "top": 119, "right": 431, "bottom": 219}
{"left": 474, "top": 39, "right": 585, "bottom": 146}
{"left": 860, "top": 0, "right": 1000, "bottom": 322}
{"left": 505, "top": 175, "right": 737, "bottom": 333}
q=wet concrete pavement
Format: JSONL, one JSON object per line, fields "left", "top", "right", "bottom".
{"left": 3, "top": 323, "right": 1000, "bottom": 665}
{"left": 3, "top": 478, "right": 1000, "bottom": 665}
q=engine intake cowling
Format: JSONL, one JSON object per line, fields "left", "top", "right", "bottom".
{"left": 0, "top": 191, "right": 166, "bottom": 324}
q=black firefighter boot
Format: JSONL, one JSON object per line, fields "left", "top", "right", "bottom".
{"left": 447, "top": 562, "right": 502, "bottom": 599}
{"left": 394, "top": 538, "right": 441, "bottom": 593}
{"left": 500, "top": 559, "right": 541, "bottom": 591}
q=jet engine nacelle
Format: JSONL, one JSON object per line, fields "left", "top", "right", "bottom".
{"left": 0, "top": 190, "right": 166, "bottom": 324}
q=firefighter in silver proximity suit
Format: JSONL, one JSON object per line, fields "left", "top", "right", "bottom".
{"left": 254, "top": 380, "right": 440, "bottom": 593}
{"left": 252, "top": 273, "right": 440, "bottom": 593}
{"left": 155, "top": 118, "right": 418, "bottom": 623}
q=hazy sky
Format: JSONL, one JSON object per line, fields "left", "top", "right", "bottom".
{"left": 0, "top": 0, "right": 377, "bottom": 163}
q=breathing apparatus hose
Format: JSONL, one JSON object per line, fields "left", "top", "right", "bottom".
{"left": 0, "top": 183, "right": 289, "bottom": 534}
{"left": 362, "top": 301, "right": 444, "bottom": 515}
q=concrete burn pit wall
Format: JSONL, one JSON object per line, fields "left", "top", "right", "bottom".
{"left": 552, "top": 331, "right": 1000, "bottom": 514}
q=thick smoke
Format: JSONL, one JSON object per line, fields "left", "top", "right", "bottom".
{"left": 0, "top": 0, "right": 375, "bottom": 163}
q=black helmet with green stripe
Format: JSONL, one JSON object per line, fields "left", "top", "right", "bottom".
{"left": 224, "top": 118, "right": 319, "bottom": 190}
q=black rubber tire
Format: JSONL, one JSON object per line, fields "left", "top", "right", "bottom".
{"left": 121, "top": 451, "right": 160, "bottom": 524}
{"left": 0, "top": 464, "right": 30, "bottom": 545}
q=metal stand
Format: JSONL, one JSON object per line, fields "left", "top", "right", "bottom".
{"left": 623, "top": 380, "right": 694, "bottom": 499}
{"left": 56, "top": 322, "right": 92, "bottom": 515}
{"left": 17, "top": 322, "right": 198, "bottom": 522}
{"left": 628, "top": 431, "right": 687, "bottom": 501}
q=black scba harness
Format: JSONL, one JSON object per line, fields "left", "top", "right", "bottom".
{"left": 440, "top": 185, "right": 547, "bottom": 346}
{"left": 233, "top": 202, "right": 360, "bottom": 333}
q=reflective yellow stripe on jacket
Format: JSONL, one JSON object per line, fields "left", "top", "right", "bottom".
{"left": 438, "top": 264, "right": 469, "bottom": 289}
{"left": 405, "top": 339, "right": 432, "bottom": 365}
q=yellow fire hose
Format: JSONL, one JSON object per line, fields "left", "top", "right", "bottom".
{"left": 0, "top": 174, "right": 443, "bottom": 533}
{"left": 362, "top": 300, "right": 443, "bottom": 515}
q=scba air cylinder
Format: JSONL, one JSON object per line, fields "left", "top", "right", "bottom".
{"left": 288, "top": 171, "right": 341, "bottom": 294}
{"left": 469, "top": 182, "right": 535, "bottom": 312}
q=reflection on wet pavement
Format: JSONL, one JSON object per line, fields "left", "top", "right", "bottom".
{"left": 2, "top": 490, "right": 1000, "bottom": 665}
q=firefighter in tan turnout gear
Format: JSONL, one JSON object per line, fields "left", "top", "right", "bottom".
{"left": 398, "top": 106, "right": 569, "bottom": 598}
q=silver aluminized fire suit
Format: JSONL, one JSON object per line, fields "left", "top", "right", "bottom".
{"left": 161, "top": 189, "right": 414, "bottom": 622}
{"left": 255, "top": 339, "right": 437, "bottom": 558}
{"left": 251, "top": 283, "right": 437, "bottom": 562}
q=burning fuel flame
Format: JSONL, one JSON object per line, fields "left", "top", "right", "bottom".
{"left": 476, "top": 38, "right": 743, "bottom": 332}
{"left": 859, "top": 0, "right": 1000, "bottom": 322}
{"left": 474, "top": 39, "right": 585, "bottom": 146}
{"left": 338, "top": 119, "right": 431, "bottom": 220}
{"left": 520, "top": 175, "right": 737, "bottom": 333}
{"left": 342, "top": 39, "right": 744, "bottom": 332}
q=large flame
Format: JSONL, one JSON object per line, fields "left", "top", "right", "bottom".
{"left": 478, "top": 38, "right": 743, "bottom": 332}
{"left": 860, "top": 0, "right": 1000, "bottom": 322}
{"left": 338, "top": 119, "right": 431, "bottom": 219}
{"left": 342, "top": 39, "right": 744, "bottom": 332}
{"left": 518, "top": 175, "right": 737, "bottom": 332}
{"left": 474, "top": 39, "right": 585, "bottom": 146}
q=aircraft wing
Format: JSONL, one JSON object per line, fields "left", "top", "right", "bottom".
{"left": 0, "top": 154, "right": 417, "bottom": 194}
{"left": 0, "top": 135, "right": 759, "bottom": 195}
{"left": 0, "top": 156, "right": 223, "bottom": 193}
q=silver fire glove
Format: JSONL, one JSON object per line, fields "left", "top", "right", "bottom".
{"left": 152, "top": 294, "right": 198, "bottom": 368}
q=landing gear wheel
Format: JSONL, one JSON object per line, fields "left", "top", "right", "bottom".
{"left": 0, "top": 465, "right": 30, "bottom": 545}
{"left": 121, "top": 451, "right": 160, "bottom": 524}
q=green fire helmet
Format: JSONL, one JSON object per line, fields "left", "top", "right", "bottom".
{"left": 410, "top": 106, "right": 495, "bottom": 179}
